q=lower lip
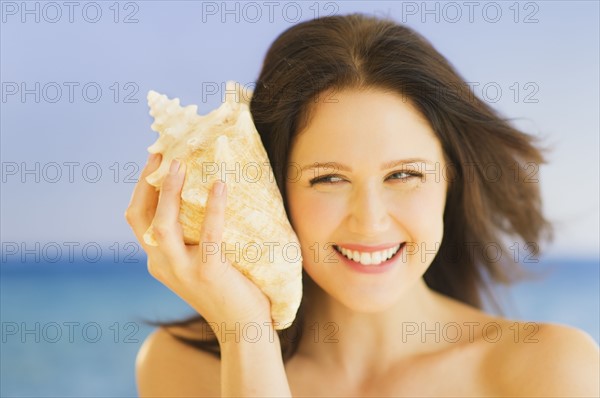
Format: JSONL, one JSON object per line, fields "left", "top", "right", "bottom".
{"left": 334, "top": 244, "right": 405, "bottom": 274}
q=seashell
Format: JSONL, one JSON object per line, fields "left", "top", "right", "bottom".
{"left": 143, "top": 82, "right": 302, "bottom": 329}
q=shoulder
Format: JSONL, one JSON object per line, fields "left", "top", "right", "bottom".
{"left": 487, "top": 320, "right": 599, "bottom": 397}
{"left": 136, "top": 327, "right": 221, "bottom": 397}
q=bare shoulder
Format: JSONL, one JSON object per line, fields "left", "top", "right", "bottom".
{"left": 487, "top": 320, "right": 600, "bottom": 397}
{"left": 136, "top": 327, "right": 221, "bottom": 397}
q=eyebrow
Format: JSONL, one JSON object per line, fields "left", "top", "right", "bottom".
{"left": 299, "top": 158, "right": 434, "bottom": 172}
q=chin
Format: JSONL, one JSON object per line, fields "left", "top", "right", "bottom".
{"left": 305, "top": 264, "right": 423, "bottom": 314}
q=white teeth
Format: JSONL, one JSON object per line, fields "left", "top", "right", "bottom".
{"left": 372, "top": 251, "right": 382, "bottom": 265}
{"left": 335, "top": 244, "right": 402, "bottom": 266}
{"left": 360, "top": 252, "right": 372, "bottom": 265}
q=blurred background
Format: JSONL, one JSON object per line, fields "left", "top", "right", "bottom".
{"left": 1, "top": 0, "right": 598, "bottom": 396}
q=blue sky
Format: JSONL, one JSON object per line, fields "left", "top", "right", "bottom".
{"left": 1, "top": 1, "right": 598, "bottom": 260}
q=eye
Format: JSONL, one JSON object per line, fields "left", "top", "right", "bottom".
{"left": 387, "top": 170, "right": 423, "bottom": 181}
{"left": 309, "top": 174, "right": 346, "bottom": 186}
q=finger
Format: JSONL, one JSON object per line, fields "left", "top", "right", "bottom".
{"left": 197, "top": 180, "right": 227, "bottom": 264}
{"left": 125, "top": 152, "right": 162, "bottom": 243}
{"left": 151, "top": 159, "right": 187, "bottom": 259}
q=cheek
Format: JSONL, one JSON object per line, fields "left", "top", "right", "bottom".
{"left": 286, "top": 189, "right": 346, "bottom": 277}
{"left": 287, "top": 190, "right": 344, "bottom": 244}
{"left": 389, "top": 183, "right": 447, "bottom": 250}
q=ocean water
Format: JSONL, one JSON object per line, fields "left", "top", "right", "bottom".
{"left": 1, "top": 258, "right": 598, "bottom": 397}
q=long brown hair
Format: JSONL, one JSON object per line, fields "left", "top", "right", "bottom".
{"left": 152, "top": 13, "right": 552, "bottom": 362}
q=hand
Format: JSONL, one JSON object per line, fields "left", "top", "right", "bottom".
{"left": 125, "top": 153, "right": 273, "bottom": 343}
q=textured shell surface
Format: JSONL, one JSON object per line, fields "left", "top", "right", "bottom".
{"left": 143, "top": 82, "right": 303, "bottom": 329}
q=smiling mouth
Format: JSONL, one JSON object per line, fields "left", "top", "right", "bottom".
{"left": 332, "top": 243, "right": 405, "bottom": 266}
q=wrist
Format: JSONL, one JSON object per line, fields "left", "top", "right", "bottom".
{"left": 215, "top": 320, "right": 279, "bottom": 347}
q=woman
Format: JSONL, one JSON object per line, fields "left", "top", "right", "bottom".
{"left": 125, "top": 13, "right": 599, "bottom": 396}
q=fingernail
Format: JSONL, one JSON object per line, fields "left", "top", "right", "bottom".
{"left": 212, "top": 180, "right": 225, "bottom": 197}
{"left": 169, "top": 159, "right": 180, "bottom": 174}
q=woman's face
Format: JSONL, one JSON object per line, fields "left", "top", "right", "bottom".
{"left": 285, "top": 88, "right": 448, "bottom": 312}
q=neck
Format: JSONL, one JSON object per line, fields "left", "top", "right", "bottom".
{"left": 294, "top": 276, "right": 458, "bottom": 378}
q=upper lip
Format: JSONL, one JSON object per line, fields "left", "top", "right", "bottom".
{"left": 334, "top": 242, "right": 404, "bottom": 252}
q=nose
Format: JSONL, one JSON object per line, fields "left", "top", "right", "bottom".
{"left": 347, "top": 182, "right": 391, "bottom": 237}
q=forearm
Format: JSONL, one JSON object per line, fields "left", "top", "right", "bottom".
{"left": 220, "top": 322, "right": 292, "bottom": 397}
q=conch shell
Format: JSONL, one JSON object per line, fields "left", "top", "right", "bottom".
{"left": 143, "top": 82, "right": 302, "bottom": 329}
